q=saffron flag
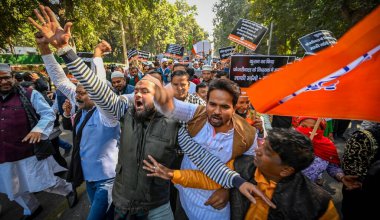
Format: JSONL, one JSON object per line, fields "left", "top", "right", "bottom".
{"left": 245, "top": 6, "right": 380, "bottom": 122}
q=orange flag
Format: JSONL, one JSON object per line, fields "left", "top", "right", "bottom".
{"left": 245, "top": 6, "right": 380, "bottom": 122}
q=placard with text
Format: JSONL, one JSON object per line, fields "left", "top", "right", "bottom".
{"left": 228, "top": 19, "right": 268, "bottom": 51}
{"left": 298, "top": 30, "right": 337, "bottom": 54}
{"left": 230, "top": 55, "right": 295, "bottom": 88}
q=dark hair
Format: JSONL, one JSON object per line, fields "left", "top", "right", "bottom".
{"left": 145, "top": 70, "right": 163, "bottom": 84}
{"left": 215, "top": 71, "right": 229, "bottom": 78}
{"left": 186, "top": 68, "right": 195, "bottom": 77}
{"left": 267, "top": 128, "right": 314, "bottom": 172}
{"left": 23, "top": 72, "right": 33, "bottom": 82}
{"left": 130, "top": 66, "right": 139, "bottom": 72}
{"left": 173, "top": 63, "right": 187, "bottom": 72}
{"left": 207, "top": 79, "right": 240, "bottom": 106}
{"left": 196, "top": 82, "right": 208, "bottom": 92}
{"left": 170, "top": 70, "right": 189, "bottom": 81}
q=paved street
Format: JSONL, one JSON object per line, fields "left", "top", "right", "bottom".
{"left": 0, "top": 125, "right": 357, "bottom": 220}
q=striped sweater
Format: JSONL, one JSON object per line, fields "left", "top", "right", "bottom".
{"left": 60, "top": 48, "right": 244, "bottom": 188}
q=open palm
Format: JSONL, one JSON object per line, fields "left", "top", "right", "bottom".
{"left": 28, "top": 5, "right": 72, "bottom": 49}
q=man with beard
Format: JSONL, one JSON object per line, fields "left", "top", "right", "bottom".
{"left": 28, "top": 6, "right": 274, "bottom": 219}
{"left": 157, "top": 58, "right": 171, "bottom": 85}
{"left": 151, "top": 78, "right": 261, "bottom": 219}
{"left": 0, "top": 63, "right": 75, "bottom": 219}
{"left": 235, "top": 94, "right": 266, "bottom": 139}
{"left": 38, "top": 38, "right": 119, "bottom": 219}
{"left": 201, "top": 65, "right": 214, "bottom": 84}
{"left": 110, "top": 71, "right": 134, "bottom": 95}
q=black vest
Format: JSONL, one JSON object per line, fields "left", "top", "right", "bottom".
{"left": 230, "top": 156, "right": 331, "bottom": 220}
{"left": 112, "top": 110, "right": 179, "bottom": 213}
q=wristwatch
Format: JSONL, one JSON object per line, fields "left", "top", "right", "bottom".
{"left": 56, "top": 45, "right": 72, "bottom": 56}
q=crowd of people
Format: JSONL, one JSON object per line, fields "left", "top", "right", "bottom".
{"left": 0, "top": 5, "right": 379, "bottom": 220}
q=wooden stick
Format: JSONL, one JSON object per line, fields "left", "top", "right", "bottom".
{"left": 309, "top": 118, "right": 323, "bottom": 140}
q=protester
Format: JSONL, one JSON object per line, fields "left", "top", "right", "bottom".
{"left": 341, "top": 121, "right": 380, "bottom": 220}
{"left": 0, "top": 63, "right": 76, "bottom": 219}
{"left": 38, "top": 37, "right": 120, "bottom": 220}
{"left": 295, "top": 117, "right": 359, "bottom": 189}
{"left": 110, "top": 71, "right": 134, "bottom": 95}
{"left": 201, "top": 65, "right": 213, "bottom": 84}
{"left": 195, "top": 82, "right": 208, "bottom": 101}
{"left": 151, "top": 78, "right": 262, "bottom": 219}
{"left": 143, "top": 128, "right": 341, "bottom": 220}
{"left": 157, "top": 57, "right": 171, "bottom": 84}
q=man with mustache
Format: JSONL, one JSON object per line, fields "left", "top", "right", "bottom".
{"left": 151, "top": 78, "right": 261, "bottom": 219}
{"left": 0, "top": 63, "right": 75, "bottom": 219}
{"left": 37, "top": 36, "right": 120, "bottom": 219}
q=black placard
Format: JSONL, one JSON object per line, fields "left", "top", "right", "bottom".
{"left": 228, "top": 19, "right": 268, "bottom": 51}
{"left": 164, "top": 44, "right": 184, "bottom": 59}
{"left": 298, "top": 30, "right": 337, "bottom": 54}
{"left": 219, "top": 46, "right": 235, "bottom": 62}
{"left": 128, "top": 48, "right": 150, "bottom": 61}
{"left": 230, "top": 55, "right": 295, "bottom": 88}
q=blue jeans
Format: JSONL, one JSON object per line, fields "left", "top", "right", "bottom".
{"left": 58, "top": 137, "right": 72, "bottom": 150}
{"left": 86, "top": 178, "right": 114, "bottom": 220}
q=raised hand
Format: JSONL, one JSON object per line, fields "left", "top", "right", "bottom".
{"left": 63, "top": 99, "right": 72, "bottom": 117}
{"left": 28, "top": 5, "right": 72, "bottom": 49}
{"left": 94, "top": 40, "right": 112, "bottom": 57}
{"left": 143, "top": 155, "right": 174, "bottom": 180}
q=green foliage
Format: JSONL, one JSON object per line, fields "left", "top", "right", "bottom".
{"left": 213, "top": 0, "right": 379, "bottom": 55}
{"left": 1, "top": 0, "right": 208, "bottom": 62}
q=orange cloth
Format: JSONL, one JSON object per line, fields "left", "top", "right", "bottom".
{"left": 245, "top": 6, "right": 380, "bottom": 122}
{"left": 172, "top": 160, "right": 235, "bottom": 190}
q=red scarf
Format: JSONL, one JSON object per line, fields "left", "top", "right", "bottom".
{"left": 296, "top": 126, "right": 340, "bottom": 165}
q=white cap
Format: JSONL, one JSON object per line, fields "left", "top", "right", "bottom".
{"left": 161, "top": 58, "right": 168, "bottom": 63}
{"left": 0, "top": 63, "right": 11, "bottom": 73}
{"left": 111, "top": 71, "right": 125, "bottom": 79}
{"left": 202, "top": 65, "right": 212, "bottom": 71}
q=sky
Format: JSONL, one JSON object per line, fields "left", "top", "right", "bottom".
{"left": 168, "top": 0, "right": 218, "bottom": 40}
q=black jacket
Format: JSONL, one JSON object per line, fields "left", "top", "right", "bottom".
{"left": 230, "top": 156, "right": 331, "bottom": 220}
{"left": 112, "top": 110, "right": 179, "bottom": 213}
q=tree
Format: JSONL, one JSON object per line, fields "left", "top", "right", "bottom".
{"left": 1, "top": 0, "right": 208, "bottom": 63}
{"left": 212, "top": 0, "right": 379, "bottom": 55}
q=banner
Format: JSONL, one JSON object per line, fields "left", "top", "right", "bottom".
{"left": 298, "top": 30, "right": 337, "bottom": 54}
{"left": 230, "top": 55, "right": 295, "bottom": 88}
{"left": 127, "top": 48, "right": 138, "bottom": 61}
{"left": 128, "top": 48, "right": 150, "bottom": 61}
{"left": 228, "top": 19, "right": 268, "bottom": 51}
{"left": 219, "top": 46, "right": 235, "bottom": 62}
{"left": 192, "top": 40, "right": 212, "bottom": 57}
{"left": 244, "top": 6, "right": 380, "bottom": 122}
{"left": 164, "top": 44, "right": 184, "bottom": 59}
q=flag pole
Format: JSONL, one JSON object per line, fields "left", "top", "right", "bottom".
{"left": 310, "top": 118, "right": 323, "bottom": 140}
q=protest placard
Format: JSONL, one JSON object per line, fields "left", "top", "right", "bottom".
{"left": 228, "top": 19, "right": 268, "bottom": 51}
{"left": 219, "top": 46, "right": 235, "bottom": 62}
{"left": 298, "top": 30, "right": 337, "bottom": 54}
{"left": 164, "top": 44, "right": 184, "bottom": 59}
{"left": 230, "top": 55, "right": 295, "bottom": 88}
